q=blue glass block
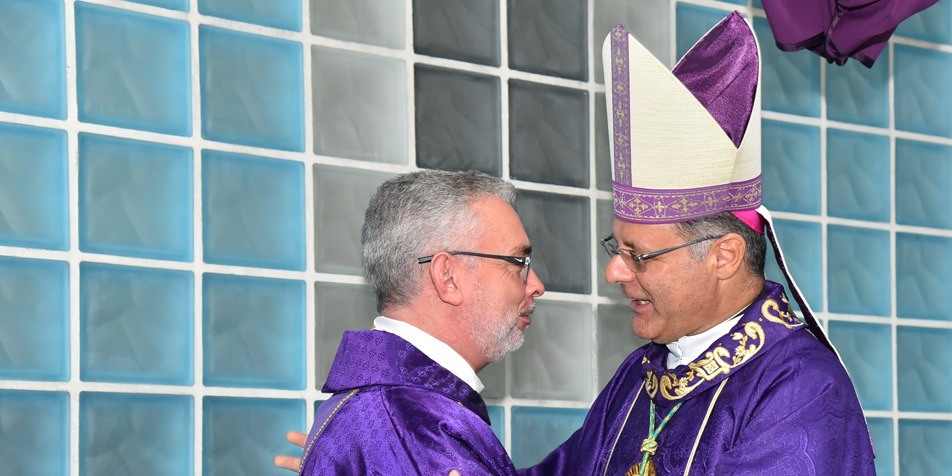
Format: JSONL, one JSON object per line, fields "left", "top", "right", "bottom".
{"left": 827, "top": 226, "right": 890, "bottom": 316}
{"left": 593, "top": 0, "right": 670, "bottom": 83}
{"left": 0, "top": 257, "right": 68, "bottom": 381}
{"left": 826, "top": 129, "right": 890, "bottom": 222}
{"left": 597, "top": 304, "right": 649, "bottom": 390}
{"left": 897, "top": 326, "right": 952, "bottom": 412}
{"left": 310, "top": 0, "right": 404, "bottom": 49}
{"left": 514, "top": 191, "right": 591, "bottom": 294}
{"left": 896, "top": 0, "right": 952, "bottom": 45}
{"left": 867, "top": 418, "right": 894, "bottom": 476}
{"left": 0, "top": 123, "right": 68, "bottom": 250}
{"left": 415, "top": 65, "right": 502, "bottom": 176}
{"left": 509, "top": 80, "right": 588, "bottom": 187}
{"left": 511, "top": 406, "right": 587, "bottom": 468}
{"left": 508, "top": 0, "right": 587, "bottom": 80}
{"left": 313, "top": 165, "right": 393, "bottom": 274}
{"left": 486, "top": 405, "right": 505, "bottom": 445}
{"left": 754, "top": 17, "right": 821, "bottom": 117}
{"left": 896, "top": 139, "right": 952, "bottom": 230}
{"left": 75, "top": 3, "right": 190, "bottom": 136}
{"left": 314, "top": 282, "right": 376, "bottom": 386}
{"left": 312, "top": 47, "right": 407, "bottom": 164}
{"left": 676, "top": 3, "right": 731, "bottom": 59}
{"left": 827, "top": 321, "right": 892, "bottom": 411}
{"left": 596, "top": 198, "right": 626, "bottom": 301}
{"left": 897, "top": 233, "right": 952, "bottom": 320}
{"left": 762, "top": 120, "right": 821, "bottom": 215}
{"left": 826, "top": 50, "right": 889, "bottom": 127}
{"left": 80, "top": 263, "right": 193, "bottom": 385}
{"left": 895, "top": 44, "right": 952, "bottom": 138}
{"left": 200, "top": 26, "right": 304, "bottom": 151}
{"left": 79, "top": 133, "right": 193, "bottom": 261}
{"left": 200, "top": 0, "right": 300, "bottom": 31}
{"left": 765, "top": 219, "right": 822, "bottom": 312}
{"left": 595, "top": 93, "right": 611, "bottom": 191}
{"left": 899, "top": 419, "right": 952, "bottom": 474}
{"left": 413, "top": 0, "right": 499, "bottom": 66}
{"left": 0, "top": 390, "right": 68, "bottom": 475}
{"left": 202, "top": 150, "right": 305, "bottom": 270}
{"left": 203, "top": 397, "right": 305, "bottom": 476}
{"left": 204, "top": 273, "right": 305, "bottom": 389}
{"left": 511, "top": 301, "right": 592, "bottom": 401}
{"left": 80, "top": 392, "right": 192, "bottom": 476}
{"left": 0, "top": 0, "right": 65, "bottom": 118}
{"left": 126, "top": 0, "right": 189, "bottom": 11}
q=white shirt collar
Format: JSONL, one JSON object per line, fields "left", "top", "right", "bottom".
{"left": 665, "top": 309, "right": 744, "bottom": 369}
{"left": 373, "top": 316, "right": 485, "bottom": 393}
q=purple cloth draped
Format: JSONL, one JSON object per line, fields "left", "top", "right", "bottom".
{"left": 761, "top": 0, "right": 939, "bottom": 67}
{"left": 520, "top": 281, "right": 875, "bottom": 475}
{"left": 299, "top": 330, "right": 516, "bottom": 475}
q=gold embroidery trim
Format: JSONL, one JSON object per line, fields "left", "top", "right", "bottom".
{"left": 297, "top": 388, "right": 359, "bottom": 473}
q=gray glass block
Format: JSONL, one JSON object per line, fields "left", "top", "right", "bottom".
{"left": 896, "top": 139, "right": 952, "bottom": 230}
{"left": 826, "top": 50, "right": 889, "bottom": 128}
{"left": 0, "top": 390, "right": 68, "bottom": 476}
{"left": 80, "top": 392, "right": 193, "bottom": 476}
{"left": 199, "top": 26, "right": 304, "bottom": 151}
{"left": 75, "top": 3, "right": 191, "bottom": 136}
{"left": 79, "top": 133, "right": 193, "bottom": 261}
{"left": 486, "top": 405, "right": 505, "bottom": 445}
{"left": 0, "top": 123, "right": 68, "bottom": 250}
{"left": 897, "top": 233, "right": 952, "bottom": 321}
{"left": 596, "top": 304, "right": 649, "bottom": 390}
{"left": 203, "top": 397, "right": 306, "bottom": 476}
{"left": 594, "top": 93, "right": 611, "bottom": 191}
{"left": 899, "top": 419, "right": 952, "bottom": 474}
{"left": 511, "top": 406, "right": 587, "bottom": 468}
{"left": 764, "top": 219, "right": 822, "bottom": 313}
{"left": 126, "top": 0, "right": 189, "bottom": 11}
{"left": 762, "top": 120, "right": 821, "bottom": 215}
{"left": 314, "top": 282, "right": 377, "bottom": 386}
{"left": 675, "top": 3, "right": 730, "bottom": 59}
{"left": 80, "top": 263, "right": 194, "bottom": 385}
{"left": 0, "top": 0, "right": 66, "bottom": 118}
{"left": 415, "top": 65, "right": 502, "bottom": 176}
{"left": 754, "top": 17, "right": 821, "bottom": 117}
{"left": 896, "top": 0, "right": 952, "bottom": 45}
{"left": 509, "top": 80, "right": 589, "bottom": 188}
{"left": 314, "top": 165, "right": 394, "bottom": 275}
{"left": 827, "top": 321, "right": 892, "bottom": 411}
{"left": 596, "top": 199, "right": 626, "bottom": 300}
{"left": 897, "top": 326, "right": 952, "bottom": 412}
{"left": 510, "top": 300, "right": 592, "bottom": 401}
{"left": 203, "top": 273, "right": 306, "bottom": 390}
{"left": 895, "top": 45, "right": 952, "bottom": 138}
{"left": 0, "top": 257, "right": 69, "bottom": 381}
{"left": 826, "top": 129, "right": 890, "bottom": 222}
{"left": 413, "top": 0, "right": 499, "bottom": 66}
{"left": 593, "top": 0, "right": 670, "bottom": 83}
{"left": 310, "top": 0, "right": 405, "bottom": 49}
{"left": 479, "top": 359, "right": 506, "bottom": 400}
{"left": 514, "top": 191, "right": 590, "bottom": 294}
{"left": 199, "top": 0, "right": 301, "bottom": 31}
{"left": 312, "top": 47, "right": 407, "bottom": 164}
{"left": 827, "top": 226, "right": 890, "bottom": 317}
{"left": 508, "top": 0, "right": 587, "bottom": 81}
{"left": 202, "top": 150, "right": 305, "bottom": 271}
{"left": 867, "top": 418, "right": 894, "bottom": 476}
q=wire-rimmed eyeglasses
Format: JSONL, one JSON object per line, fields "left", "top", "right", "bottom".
{"left": 599, "top": 234, "right": 723, "bottom": 273}
{"left": 417, "top": 251, "right": 532, "bottom": 283}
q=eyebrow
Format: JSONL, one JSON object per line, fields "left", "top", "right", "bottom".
{"left": 512, "top": 244, "right": 532, "bottom": 256}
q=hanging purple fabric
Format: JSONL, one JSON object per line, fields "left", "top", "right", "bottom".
{"left": 761, "top": 0, "right": 939, "bottom": 67}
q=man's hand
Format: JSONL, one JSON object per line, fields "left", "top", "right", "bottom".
{"left": 273, "top": 431, "right": 307, "bottom": 472}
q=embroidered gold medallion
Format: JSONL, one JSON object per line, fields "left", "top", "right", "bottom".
{"left": 626, "top": 460, "right": 655, "bottom": 476}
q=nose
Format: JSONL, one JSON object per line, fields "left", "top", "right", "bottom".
{"left": 604, "top": 254, "right": 636, "bottom": 285}
{"left": 526, "top": 268, "right": 545, "bottom": 297}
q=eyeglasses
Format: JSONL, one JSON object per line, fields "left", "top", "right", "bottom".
{"left": 417, "top": 251, "right": 532, "bottom": 283}
{"left": 599, "top": 234, "right": 723, "bottom": 273}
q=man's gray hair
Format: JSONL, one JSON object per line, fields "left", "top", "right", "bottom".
{"left": 674, "top": 211, "right": 766, "bottom": 276}
{"left": 361, "top": 170, "right": 517, "bottom": 311}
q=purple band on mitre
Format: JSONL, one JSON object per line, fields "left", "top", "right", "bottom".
{"left": 612, "top": 175, "right": 762, "bottom": 224}
{"left": 610, "top": 25, "right": 631, "bottom": 182}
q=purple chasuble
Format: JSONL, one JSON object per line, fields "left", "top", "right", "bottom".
{"left": 520, "top": 281, "right": 875, "bottom": 475}
{"left": 299, "top": 330, "right": 516, "bottom": 475}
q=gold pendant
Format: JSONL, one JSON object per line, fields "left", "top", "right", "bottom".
{"left": 625, "top": 460, "right": 656, "bottom": 476}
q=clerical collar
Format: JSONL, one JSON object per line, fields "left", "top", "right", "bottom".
{"left": 665, "top": 308, "right": 745, "bottom": 370}
{"left": 373, "top": 316, "right": 485, "bottom": 393}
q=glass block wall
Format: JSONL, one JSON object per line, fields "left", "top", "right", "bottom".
{"left": 0, "top": 0, "right": 949, "bottom": 474}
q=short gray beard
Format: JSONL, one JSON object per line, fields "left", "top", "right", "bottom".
{"left": 468, "top": 287, "right": 526, "bottom": 363}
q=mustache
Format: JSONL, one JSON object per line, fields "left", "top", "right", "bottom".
{"left": 520, "top": 303, "right": 536, "bottom": 316}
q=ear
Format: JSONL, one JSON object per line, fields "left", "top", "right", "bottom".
{"left": 710, "top": 233, "right": 746, "bottom": 280}
{"left": 428, "top": 253, "right": 465, "bottom": 306}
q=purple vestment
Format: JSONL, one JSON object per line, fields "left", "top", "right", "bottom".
{"left": 298, "top": 330, "right": 516, "bottom": 475}
{"left": 522, "top": 281, "right": 875, "bottom": 475}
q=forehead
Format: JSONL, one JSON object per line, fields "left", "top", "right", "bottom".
{"left": 612, "top": 219, "right": 678, "bottom": 246}
{"left": 472, "top": 197, "right": 529, "bottom": 245}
